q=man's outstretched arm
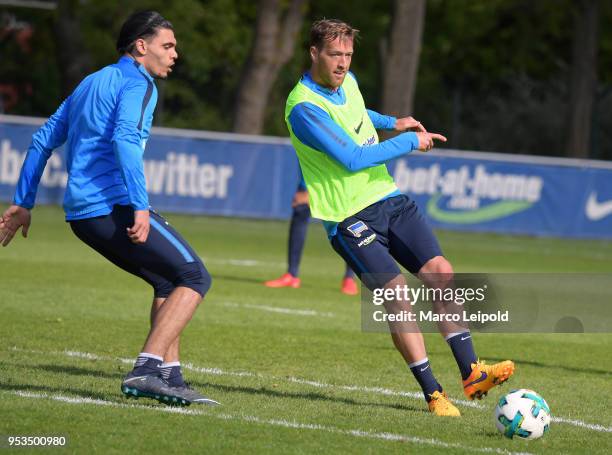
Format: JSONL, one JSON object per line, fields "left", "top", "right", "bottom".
{"left": 3, "top": 97, "right": 71, "bottom": 246}
{"left": 13, "top": 97, "right": 71, "bottom": 210}
{"left": 289, "top": 102, "right": 445, "bottom": 172}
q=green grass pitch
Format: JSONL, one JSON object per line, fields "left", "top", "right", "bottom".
{"left": 1, "top": 205, "right": 611, "bottom": 454}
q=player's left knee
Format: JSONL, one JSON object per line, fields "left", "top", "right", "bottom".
{"left": 419, "top": 256, "right": 454, "bottom": 288}
{"left": 176, "top": 260, "right": 212, "bottom": 298}
{"left": 434, "top": 257, "right": 454, "bottom": 277}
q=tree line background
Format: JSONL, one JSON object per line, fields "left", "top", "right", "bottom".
{"left": 1, "top": 0, "right": 611, "bottom": 160}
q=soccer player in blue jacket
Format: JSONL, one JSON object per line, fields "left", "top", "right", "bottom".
{"left": 0, "top": 11, "right": 217, "bottom": 406}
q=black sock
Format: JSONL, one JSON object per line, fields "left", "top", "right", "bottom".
{"left": 160, "top": 362, "right": 185, "bottom": 387}
{"left": 343, "top": 264, "right": 355, "bottom": 279}
{"left": 131, "top": 353, "right": 163, "bottom": 376}
{"left": 409, "top": 358, "right": 442, "bottom": 402}
{"left": 446, "top": 332, "right": 478, "bottom": 380}
{"left": 288, "top": 204, "right": 310, "bottom": 277}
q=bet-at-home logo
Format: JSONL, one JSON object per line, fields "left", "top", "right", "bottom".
{"left": 393, "top": 161, "right": 543, "bottom": 223}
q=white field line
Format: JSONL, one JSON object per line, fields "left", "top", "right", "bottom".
{"left": 6, "top": 390, "right": 531, "bottom": 455}
{"left": 11, "top": 390, "right": 201, "bottom": 415}
{"left": 16, "top": 347, "right": 479, "bottom": 408}
{"left": 551, "top": 417, "right": 612, "bottom": 433}
{"left": 221, "top": 301, "right": 336, "bottom": 318}
{"left": 8, "top": 347, "right": 612, "bottom": 433}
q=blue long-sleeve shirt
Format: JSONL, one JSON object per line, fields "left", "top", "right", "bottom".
{"left": 14, "top": 56, "right": 156, "bottom": 220}
{"left": 288, "top": 72, "right": 419, "bottom": 172}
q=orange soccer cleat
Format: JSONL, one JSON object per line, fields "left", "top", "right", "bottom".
{"left": 463, "top": 360, "right": 515, "bottom": 400}
{"left": 428, "top": 391, "right": 461, "bottom": 417}
{"left": 264, "top": 273, "right": 301, "bottom": 288}
{"left": 341, "top": 277, "right": 359, "bottom": 295}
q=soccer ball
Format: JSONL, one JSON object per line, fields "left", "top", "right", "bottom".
{"left": 494, "top": 389, "right": 551, "bottom": 440}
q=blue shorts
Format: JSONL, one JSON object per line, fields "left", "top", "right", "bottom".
{"left": 330, "top": 195, "right": 442, "bottom": 290}
{"left": 69, "top": 205, "right": 211, "bottom": 298}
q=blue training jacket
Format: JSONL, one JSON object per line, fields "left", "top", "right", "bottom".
{"left": 14, "top": 56, "right": 157, "bottom": 220}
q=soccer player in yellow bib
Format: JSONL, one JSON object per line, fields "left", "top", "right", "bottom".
{"left": 285, "top": 19, "right": 514, "bottom": 416}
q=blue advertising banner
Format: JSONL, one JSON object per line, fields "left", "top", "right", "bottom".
{"left": 386, "top": 152, "right": 612, "bottom": 239}
{"left": 0, "top": 118, "right": 301, "bottom": 219}
{"left": 1, "top": 115, "right": 611, "bottom": 238}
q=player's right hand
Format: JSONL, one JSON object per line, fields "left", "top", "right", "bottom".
{"left": 0, "top": 205, "right": 31, "bottom": 247}
{"left": 127, "top": 209, "right": 150, "bottom": 244}
{"left": 415, "top": 132, "right": 447, "bottom": 152}
{"left": 395, "top": 116, "right": 427, "bottom": 132}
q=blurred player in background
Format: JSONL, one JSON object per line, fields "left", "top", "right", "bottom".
{"left": 285, "top": 19, "right": 515, "bottom": 416}
{"left": 264, "top": 170, "right": 358, "bottom": 295}
{"left": 0, "top": 10, "right": 217, "bottom": 407}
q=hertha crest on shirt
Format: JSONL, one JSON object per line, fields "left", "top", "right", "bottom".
{"left": 347, "top": 221, "right": 368, "bottom": 238}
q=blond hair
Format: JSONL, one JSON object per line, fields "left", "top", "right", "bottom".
{"left": 309, "top": 19, "right": 359, "bottom": 49}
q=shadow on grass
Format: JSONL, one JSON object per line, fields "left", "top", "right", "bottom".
{"left": 0, "top": 361, "right": 126, "bottom": 402}
{"left": 483, "top": 430, "right": 505, "bottom": 439}
{"left": 486, "top": 357, "right": 611, "bottom": 377}
{"left": 362, "top": 352, "right": 611, "bottom": 377}
{"left": 187, "top": 380, "right": 428, "bottom": 414}
{"left": 0, "top": 379, "right": 428, "bottom": 415}
{"left": 3, "top": 361, "right": 428, "bottom": 413}
{"left": 0, "top": 360, "right": 127, "bottom": 380}
{"left": 0, "top": 382, "right": 111, "bottom": 402}
{"left": 37, "top": 364, "right": 125, "bottom": 380}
